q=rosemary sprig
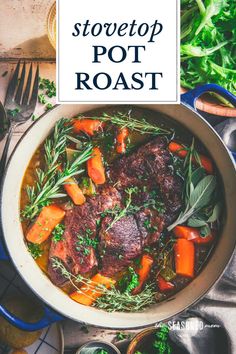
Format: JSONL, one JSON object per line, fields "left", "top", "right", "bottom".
{"left": 44, "top": 119, "right": 71, "bottom": 171}
{"left": 21, "top": 119, "right": 92, "bottom": 220}
{"left": 22, "top": 145, "right": 92, "bottom": 220}
{"left": 51, "top": 258, "right": 157, "bottom": 312}
{"left": 86, "top": 111, "right": 170, "bottom": 135}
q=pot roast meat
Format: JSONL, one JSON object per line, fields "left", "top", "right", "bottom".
{"left": 99, "top": 215, "right": 142, "bottom": 276}
{"left": 135, "top": 208, "right": 165, "bottom": 247}
{"left": 48, "top": 136, "right": 183, "bottom": 285}
{"left": 48, "top": 186, "right": 122, "bottom": 286}
{"left": 109, "top": 137, "right": 170, "bottom": 189}
{"left": 109, "top": 137, "right": 182, "bottom": 223}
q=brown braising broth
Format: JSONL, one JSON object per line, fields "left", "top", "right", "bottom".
{"left": 20, "top": 106, "right": 219, "bottom": 306}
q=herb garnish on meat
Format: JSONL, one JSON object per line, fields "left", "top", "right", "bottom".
{"left": 76, "top": 228, "right": 98, "bottom": 255}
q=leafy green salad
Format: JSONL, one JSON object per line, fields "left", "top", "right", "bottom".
{"left": 181, "top": 0, "right": 236, "bottom": 104}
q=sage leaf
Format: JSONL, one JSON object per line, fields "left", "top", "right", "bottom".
{"left": 200, "top": 225, "right": 211, "bottom": 237}
{"left": 207, "top": 202, "right": 222, "bottom": 223}
{"left": 191, "top": 167, "right": 206, "bottom": 187}
{"left": 189, "top": 175, "right": 217, "bottom": 210}
{"left": 187, "top": 217, "right": 207, "bottom": 227}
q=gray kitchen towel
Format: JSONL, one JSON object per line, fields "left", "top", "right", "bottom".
{"left": 169, "top": 249, "right": 236, "bottom": 354}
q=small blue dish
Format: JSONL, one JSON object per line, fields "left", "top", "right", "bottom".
{"left": 76, "top": 340, "right": 121, "bottom": 354}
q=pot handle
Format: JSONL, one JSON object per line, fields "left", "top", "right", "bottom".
{"left": 181, "top": 84, "right": 236, "bottom": 162}
{"left": 0, "top": 237, "right": 9, "bottom": 260}
{"left": 0, "top": 235, "right": 64, "bottom": 330}
{"left": 0, "top": 303, "right": 64, "bottom": 331}
{"left": 181, "top": 83, "right": 236, "bottom": 109}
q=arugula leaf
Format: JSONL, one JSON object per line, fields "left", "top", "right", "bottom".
{"left": 195, "top": 0, "right": 226, "bottom": 35}
{"left": 181, "top": 41, "right": 228, "bottom": 58}
{"left": 181, "top": 0, "right": 236, "bottom": 101}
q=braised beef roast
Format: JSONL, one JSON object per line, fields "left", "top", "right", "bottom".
{"left": 48, "top": 137, "right": 182, "bottom": 286}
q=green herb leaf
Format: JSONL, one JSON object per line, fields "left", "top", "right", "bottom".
{"left": 27, "top": 243, "right": 43, "bottom": 259}
{"left": 207, "top": 202, "right": 222, "bottom": 223}
{"left": 187, "top": 216, "right": 207, "bottom": 227}
{"left": 51, "top": 258, "right": 157, "bottom": 312}
{"left": 189, "top": 175, "right": 217, "bottom": 210}
{"left": 168, "top": 139, "right": 219, "bottom": 231}
{"left": 200, "top": 224, "right": 211, "bottom": 237}
{"left": 52, "top": 223, "right": 65, "bottom": 243}
{"left": 21, "top": 118, "right": 92, "bottom": 220}
{"left": 89, "top": 111, "right": 171, "bottom": 136}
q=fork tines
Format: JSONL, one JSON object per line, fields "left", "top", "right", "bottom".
{"left": 4, "top": 60, "right": 39, "bottom": 109}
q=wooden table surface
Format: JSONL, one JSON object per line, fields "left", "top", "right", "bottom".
{"left": 0, "top": 0, "right": 55, "bottom": 60}
{"left": 0, "top": 0, "right": 56, "bottom": 155}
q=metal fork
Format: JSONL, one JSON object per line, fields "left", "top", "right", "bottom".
{"left": 0, "top": 61, "right": 39, "bottom": 179}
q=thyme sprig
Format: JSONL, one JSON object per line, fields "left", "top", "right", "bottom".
{"left": 51, "top": 258, "right": 157, "bottom": 312}
{"left": 105, "top": 187, "right": 138, "bottom": 231}
{"left": 21, "top": 119, "right": 92, "bottom": 220}
{"left": 87, "top": 111, "right": 170, "bottom": 136}
{"left": 95, "top": 283, "right": 156, "bottom": 312}
{"left": 103, "top": 187, "right": 164, "bottom": 232}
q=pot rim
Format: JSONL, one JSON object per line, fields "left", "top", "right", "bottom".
{"left": 1, "top": 103, "right": 235, "bottom": 329}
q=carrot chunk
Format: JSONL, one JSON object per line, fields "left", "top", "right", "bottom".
{"left": 70, "top": 273, "right": 115, "bottom": 306}
{"left": 87, "top": 147, "right": 106, "bottom": 185}
{"left": 116, "top": 127, "right": 129, "bottom": 154}
{"left": 174, "top": 238, "right": 194, "bottom": 278}
{"left": 173, "top": 225, "right": 213, "bottom": 244}
{"left": 168, "top": 141, "right": 213, "bottom": 174}
{"left": 64, "top": 177, "right": 85, "bottom": 205}
{"left": 168, "top": 142, "right": 188, "bottom": 158}
{"left": 26, "top": 205, "right": 65, "bottom": 244}
{"left": 73, "top": 119, "right": 103, "bottom": 136}
{"left": 132, "top": 254, "right": 154, "bottom": 295}
{"left": 157, "top": 275, "right": 174, "bottom": 292}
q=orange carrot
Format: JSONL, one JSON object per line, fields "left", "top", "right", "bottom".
{"left": 116, "top": 127, "right": 129, "bottom": 154}
{"left": 132, "top": 254, "right": 154, "bottom": 295}
{"left": 64, "top": 177, "right": 85, "bottom": 205}
{"left": 73, "top": 119, "right": 103, "bottom": 136}
{"left": 173, "top": 225, "right": 213, "bottom": 244}
{"left": 168, "top": 141, "right": 213, "bottom": 174}
{"left": 157, "top": 275, "right": 174, "bottom": 292}
{"left": 174, "top": 238, "right": 194, "bottom": 278}
{"left": 70, "top": 273, "right": 115, "bottom": 306}
{"left": 168, "top": 142, "right": 188, "bottom": 158}
{"left": 87, "top": 147, "right": 106, "bottom": 185}
{"left": 26, "top": 205, "right": 65, "bottom": 244}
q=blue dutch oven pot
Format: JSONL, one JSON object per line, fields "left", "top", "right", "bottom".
{"left": 0, "top": 84, "right": 235, "bottom": 331}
